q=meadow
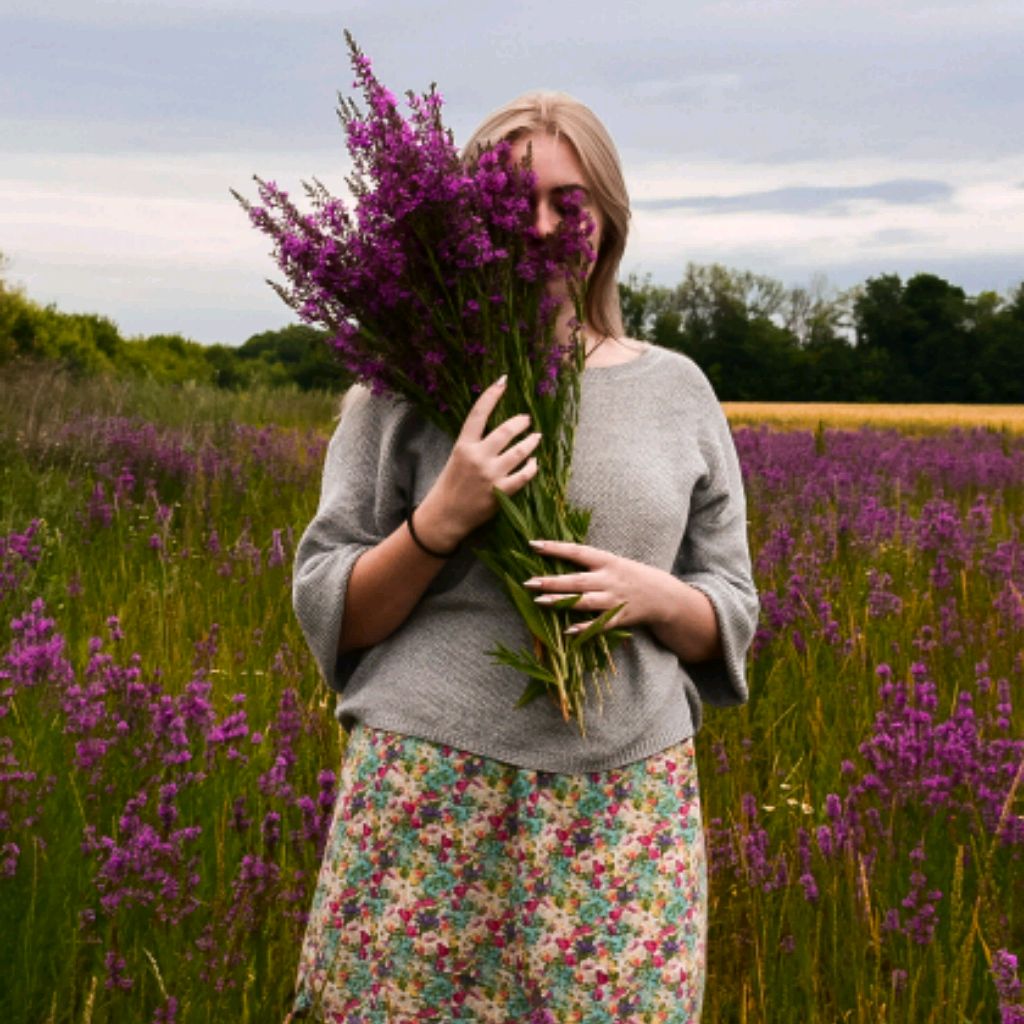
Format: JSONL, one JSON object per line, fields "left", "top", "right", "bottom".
{"left": 1, "top": 363, "right": 1021, "bottom": 1023}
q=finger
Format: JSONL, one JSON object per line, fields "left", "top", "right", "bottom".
{"left": 564, "top": 619, "right": 596, "bottom": 636}
{"left": 524, "top": 572, "right": 601, "bottom": 593}
{"left": 528, "top": 539, "right": 607, "bottom": 567}
{"left": 494, "top": 456, "right": 539, "bottom": 496}
{"left": 459, "top": 374, "right": 508, "bottom": 442}
{"left": 480, "top": 412, "right": 533, "bottom": 457}
{"left": 494, "top": 431, "right": 542, "bottom": 476}
{"left": 534, "top": 591, "right": 608, "bottom": 609}
{"left": 533, "top": 592, "right": 583, "bottom": 609}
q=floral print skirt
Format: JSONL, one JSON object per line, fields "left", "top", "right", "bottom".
{"left": 292, "top": 724, "right": 707, "bottom": 1023}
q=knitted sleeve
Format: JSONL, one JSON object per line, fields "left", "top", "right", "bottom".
{"left": 291, "top": 387, "right": 413, "bottom": 692}
{"left": 671, "top": 390, "right": 760, "bottom": 707}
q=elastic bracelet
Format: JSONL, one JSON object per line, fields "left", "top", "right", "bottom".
{"left": 407, "top": 504, "right": 460, "bottom": 559}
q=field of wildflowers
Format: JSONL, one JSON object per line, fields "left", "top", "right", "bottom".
{"left": 1, "top": 362, "right": 1021, "bottom": 1023}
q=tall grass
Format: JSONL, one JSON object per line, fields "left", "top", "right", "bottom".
{"left": 1, "top": 368, "right": 340, "bottom": 1023}
{"left": 1, "top": 366, "right": 1021, "bottom": 1022}
{"left": 701, "top": 423, "right": 1023, "bottom": 1022}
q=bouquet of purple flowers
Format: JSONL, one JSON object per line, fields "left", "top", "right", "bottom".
{"left": 234, "top": 34, "right": 628, "bottom": 733}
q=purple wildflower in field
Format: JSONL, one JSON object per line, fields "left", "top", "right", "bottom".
{"left": 85, "top": 481, "right": 114, "bottom": 528}
{"left": 1, "top": 598, "right": 74, "bottom": 693}
{"left": 866, "top": 569, "right": 903, "bottom": 619}
{"left": 0, "top": 569, "right": 337, "bottom": 1015}
{"left": 104, "top": 949, "right": 134, "bottom": 991}
{"left": 0, "top": 520, "right": 42, "bottom": 600}
{"left": 734, "top": 792, "right": 789, "bottom": 892}
{"left": 230, "top": 525, "right": 262, "bottom": 574}
{"left": 0, "top": 731, "right": 55, "bottom": 875}
{"left": 268, "top": 527, "right": 286, "bottom": 568}
{"left": 754, "top": 521, "right": 797, "bottom": 576}
{"left": 87, "top": 803, "right": 204, "bottom": 923}
{"left": 797, "top": 828, "right": 819, "bottom": 903}
{"left": 739, "top": 423, "right": 1024, "bottom": 656}
{"left": 150, "top": 995, "right": 179, "bottom": 1024}
{"left": 845, "top": 659, "right": 1023, "bottom": 840}
{"left": 259, "top": 687, "right": 304, "bottom": 801}
{"left": 890, "top": 843, "right": 944, "bottom": 945}
{"left": 1, "top": 841, "right": 19, "bottom": 876}
{"left": 994, "top": 950, "right": 1024, "bottom": 1023}
{"left": 7, "top": 315, "right": 1024, "bottom": 1019}
{"left": 197, "top": 852, "right": 284, "bottom": 989}
{"left": 54, "top": 416, "right": 325, "bottom": 501}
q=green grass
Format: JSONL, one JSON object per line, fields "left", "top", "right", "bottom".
{"left": 1, "top": 366, "right": 1021, "bottom": 1022}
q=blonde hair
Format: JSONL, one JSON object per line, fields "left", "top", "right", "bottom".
{"left": 462, "top": 92, "right": 630, "bottom": 340}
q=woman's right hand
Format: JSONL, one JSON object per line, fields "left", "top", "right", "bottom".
{"left": 413, "top": 376, "right": 541, "bottom": 552}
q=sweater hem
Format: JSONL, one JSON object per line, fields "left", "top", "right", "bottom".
{"left": 336, "top": 709, "right": 698, "bottom": 774}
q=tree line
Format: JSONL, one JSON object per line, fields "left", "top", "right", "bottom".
{"left": 621, "top": 264, "right": 1024, "bottom": 403}
{"left": 2, "top": 254, "right": 1022, "bottom": 401}
{"left": 0, "top": 257, "right": 348, "bottom": 393}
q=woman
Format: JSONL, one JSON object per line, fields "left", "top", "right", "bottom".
{"left": 289, "top": 91, "right": 759, "bottom": 1023}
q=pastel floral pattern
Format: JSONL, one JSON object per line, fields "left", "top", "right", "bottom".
{"left": 293, "top": 725, "right": 706, "bottom": 1023}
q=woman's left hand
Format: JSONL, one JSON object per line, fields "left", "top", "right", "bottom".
{"left": 525, "top": 538, "right": 724, "bottom": 662}
{"left": 524, "top": 539, "right": 674, "bottom": 635}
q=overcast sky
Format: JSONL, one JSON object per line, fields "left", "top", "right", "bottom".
{"left": 3, "top": 0, "right": 1023, "bottom": 344}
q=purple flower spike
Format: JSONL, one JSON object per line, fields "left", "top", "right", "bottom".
{"left": 993, "top": 949, "right": 1024, "bottom": 1023}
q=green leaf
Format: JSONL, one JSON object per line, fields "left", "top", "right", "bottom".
{"left": 502, "top": 573, "right": 554, "bottom": 644}
{"left": 515, "top": 678, "right": 552, "bottom": 708}
{"left": 490, "top": 644, "right": 558, "bottom": 683}
{"left": 492, "top": 488, "right": 535, "bottom": 543}
{"left": 569, "top": 602, "right": 626, "bottom": 646}
{"left": 504, "top": 548, "right": 541, "bottom": 575}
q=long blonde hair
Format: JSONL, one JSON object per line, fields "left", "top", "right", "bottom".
{"left": 462, "top": 91, "right": 630, "bottom": 340}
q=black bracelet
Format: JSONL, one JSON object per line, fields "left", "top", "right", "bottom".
{"left": 407, "top": 504, "right": 460, "bottom": 559}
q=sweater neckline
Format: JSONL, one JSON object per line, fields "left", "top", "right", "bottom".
{"left": 582, "top": 343, "right": 658, "bottom": 382}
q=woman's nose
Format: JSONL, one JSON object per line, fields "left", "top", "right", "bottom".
{"left": 534, "top": 200, "right": 558, "bottom": 236}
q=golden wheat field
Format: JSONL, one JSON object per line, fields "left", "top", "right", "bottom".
{"left": 723, "top": 402, "right": 1024, "bottom": 432}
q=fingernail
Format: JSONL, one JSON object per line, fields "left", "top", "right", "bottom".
{"left": 495, "top": 374, "right": 507, "bottom": 388}
{"left": 565, "top": 625, "right": 581, "bottom": 635}
{"left": 523, "top": 578, "right": 543, "bottom": 588}
{"left": 534, "top": 594, "right": 560, "bottom": 605}
{"left": 529, "top": 540, "right": 546, "bottom": 549}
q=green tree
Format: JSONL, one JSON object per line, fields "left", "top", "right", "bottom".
{"left": 237, "top": 324, "right": 350, "bottom": 391}
{"left": 853, "top": 273, "right": 979, "bottom": 402}
{"left": 120, "top": 333, "right": 216, "bottom": 386}
{"left": 971, "top": 286, "right": 1024, "bottom": 402}
{"left": 851, "top": 274, "right": 918, "bottom": 400}
{"left": 202, "top": 343, "right": 252, "bottom": 390}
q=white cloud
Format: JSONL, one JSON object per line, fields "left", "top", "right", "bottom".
{"left": 0, "top": 150, "right": 352, "bottom": 341}
{"left": 3, "top": 0, "right": 1024, "bottom": 341}
{"left": 624, "top": 154, "right": 1024, "bottom": 288}
{"left": 3, "top": 146, "right": 1023, "bottom": 341}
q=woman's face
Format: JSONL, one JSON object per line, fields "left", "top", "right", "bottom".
{"left": 509, "top": 131, "right": 603, "bottom": 257}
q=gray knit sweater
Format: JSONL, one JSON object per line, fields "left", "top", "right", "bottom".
{"left": 292, "top": 344, "right": 759, "bottom": 773}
